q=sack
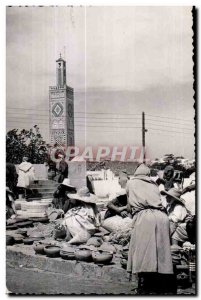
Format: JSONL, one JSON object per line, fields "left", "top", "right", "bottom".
{"left": 101, "top": 215, "right": 132, "bottom": 233}
{"left": 47, "top": 207, "right": 64, "bottom": 222}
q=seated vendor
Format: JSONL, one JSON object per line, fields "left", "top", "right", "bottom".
{"left": 52, "top": 179, "right": 76, "bottom": 214}
{"left": 62, "top": 187, "right": 100, "bottom": 244}
{"left": 104, "top": 176, "right": 130, "bottom": 219}
{"left": 161, "top": 188, "right": 189, "bottom": 246}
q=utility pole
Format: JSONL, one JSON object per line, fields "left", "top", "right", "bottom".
{"left": 142, "top": 112, "right": 148, "bottom": 163}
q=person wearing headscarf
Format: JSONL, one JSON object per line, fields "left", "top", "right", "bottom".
{"left": 181, "top": 172, "right": 195, "bottom": 216}
{"left": 17, "top": 157, "right": 36, "bottom": 196}
{"left": 126, "top": 164, "right": 173, "bottom": 294}
{"left": 161, "top": 188, "right": 191, "bottom": 246}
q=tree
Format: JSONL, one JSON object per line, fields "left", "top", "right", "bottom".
{"left": 6, "top": 126, "right": 49, "bottom": 164}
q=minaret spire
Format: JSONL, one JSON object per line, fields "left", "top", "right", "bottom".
{"left": 56, "top": 53, "right": 66, "bottom": 87}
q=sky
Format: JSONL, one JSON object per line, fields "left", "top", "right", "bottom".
{"left": 6, "top": 6, "right": 195, "bottom": 159}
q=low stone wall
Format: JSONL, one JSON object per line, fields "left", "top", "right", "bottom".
{"left": 6, "top": 245, "right": 133, "bottom": 294}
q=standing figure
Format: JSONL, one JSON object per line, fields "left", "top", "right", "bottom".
{"left": 6, "top": 162, "right": 18, "bottom": 195}
{"left": 156, "top": 165, "right": 175, "bottom": 191}
{"left": 58, "top": 154, "right": 68, "bottom": 183}
{"left": 6, "top": 187, "right": 17, "bottom": 220}
{"left": 17, "top": 157, "right": 36, "bottom": 196}
{"left": 126, "top": 164, "right": 173, "bottom": 294}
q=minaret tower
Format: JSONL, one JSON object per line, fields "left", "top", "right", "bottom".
{"left": 49, "top": 54, "right": 74, "bottom": 147}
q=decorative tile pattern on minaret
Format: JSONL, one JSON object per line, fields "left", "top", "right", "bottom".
{"left": 49, "top": 55, "right": 74, "bottom": 147}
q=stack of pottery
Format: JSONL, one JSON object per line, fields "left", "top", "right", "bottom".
{"left": 22, "top": 230, "right": 44, "bottom": 245}
{"left": 17, "top": 201, "right": 50, "bottom": 218}
{"left": 33, "top": 241, "right": 50, "bottom": 255}
{"left": 40, "top": 198, "right": 53, "bottom": 205}
{"left": 120, "top": 248, "right": 128, "bottom": 269}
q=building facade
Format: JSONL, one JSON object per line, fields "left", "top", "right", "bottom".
{"left": 49, "top": 55, "right": 74, "bottom": 147}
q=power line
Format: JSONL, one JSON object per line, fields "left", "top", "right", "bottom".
{"left": 75, "top": 120, "right": 193, "bottom": 131}
{"left": 7, "top": 113, "right": 142, "bottom": 121}
{"left": 7, "top": 120, "right": 49, "bottom": 125}
{"left": 7, "top": 112, "right": 50, "bottom": 117}
{"left": 7, "top": 107, "right": 192, "bottom": 125}
{"left": 147, "top": 114, "right": 193, "bottom": 123}
{"left": 7, "top": 107, "right": 142, "bottom": 116}
{"left": 75, "top": 112, "right": 141, "bottom": 116}
{"left": 146, "top": 117, "right": 194, "bottom": 127}
{"left": 148, "top": 127, "right": 193, "bottom": 135}
{"left": 7, "top": 108, "right": 193, "bottom": 121}
{"left": 6, "top": 121, "right": 193, "bottom": 136}
{"left": 7, "top": 107, "right": 49, "bottom": 112}
{"left": 7, "top": 113, "right": 194, "bottom": 126}
{"left": 147, "top": 130, "right": 193, "bottom": 139}
{"left": 146, "top": 122, "right": 194, "bottom": 131}
{"left": 7, "top": 117, "right": 193, "bottom": 132}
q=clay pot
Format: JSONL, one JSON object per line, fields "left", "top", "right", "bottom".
{"left": 23, "top": 238, "right": 35, "bottom": 245}
{"left": 61, "top": 246, "right": 75, "bottom": 253}
{"left": 60, "top": 250, "right": 75, "bottom": 260}
{"left": 29, "top": 232, "right": 44, "bottom": 239}
{"left": 16, "top": 229, "right": 27, "bottom": 237}
{"left": 14, "top": 235, "right": 24, "bottom": 244}
{"left": 33, "top": 242, "right": 49, "bottom": 255}
{"left": 44, "top": 245, "right": 61, "bottom": 258}
{"left": 6, "top": 224, "right": 18, "bottom": 230}
{"left": 23, "top": 237, "right": 42, "bottom": 245}
{"left": 92, "top": 251, "right": 113, "bottom": 265}
{"left": 99, "top": 242, "right": 116, "bottom": 253}
{"left": 6, "top": 235, "right": 15, "bottom": 246}
{"left": 74, "top": 249, "right": 92, "bottom": 262}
